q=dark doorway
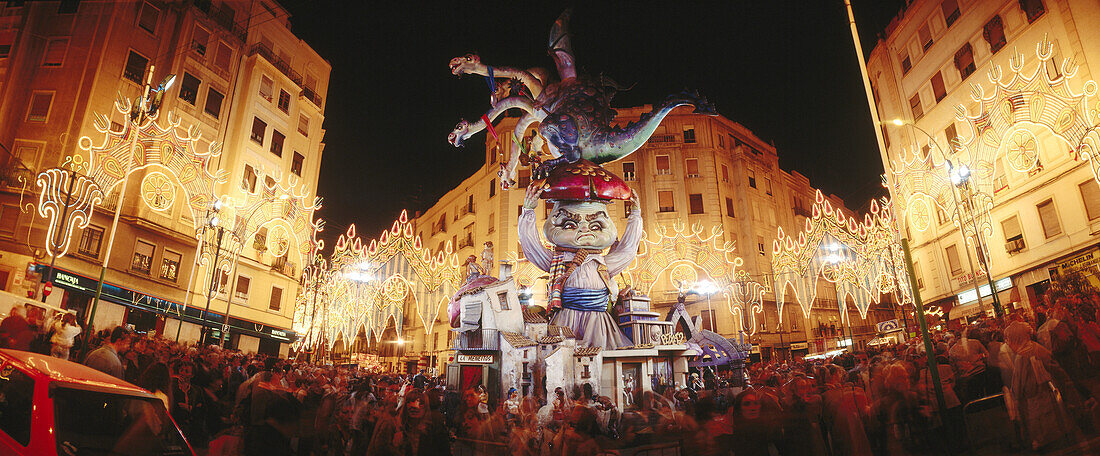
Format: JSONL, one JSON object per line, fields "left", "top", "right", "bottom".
{"left": 258, "top": 337, "right": 281, "bottom": 356}
{"left": 126, "top": 307, "right": 157, "bottom": 334}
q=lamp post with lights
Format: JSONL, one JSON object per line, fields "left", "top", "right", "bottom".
{"left": 946, "top": 160, "right": 1004, "bottom": 318}
{"left": 80, "top": 67, "right": 175, "bottom": 361}
{"left": 197, "top": 199, "right": 226, "bottom": 345}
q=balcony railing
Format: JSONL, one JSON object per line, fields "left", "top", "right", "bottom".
{"left": 301, "top": 85, "right": 324, "bottom": 109}
{"left": 648, "top": 134, "right": 678, "bottom": 144}
{"left": 453, "top": 329, "right": 499, "bottom": 351}
{"left": 249, "top": 43, "right": 303, "bottom": 87}
{"left": 0, "top": 160, "right": 33, "bottom": 190}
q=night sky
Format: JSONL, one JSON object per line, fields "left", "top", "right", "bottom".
{"left": 279, "top": 1, "right": 907, "bottom": 246}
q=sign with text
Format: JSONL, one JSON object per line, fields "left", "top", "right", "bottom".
{"left": 876, "top": 319, "right": 901, "bottom": 333}
{"left": 456, "top": 354, "right": 494, "bottom": 364}
{"left": 1050, "top": 247, "right": 1100, "bottom": 289}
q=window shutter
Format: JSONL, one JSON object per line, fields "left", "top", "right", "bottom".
{"left": 43, "top": 38, "right": 68, "bottom": 66}
{"left": 1002, "top": 215, "right": 1022, "bottom": 240}
{"left": 1080, "top": 180, "right": 1100, "bottom": 221}
{"left": 1037, "top": 199, "right": 1061, "bottom": 237}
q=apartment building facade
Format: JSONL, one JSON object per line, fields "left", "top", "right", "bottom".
{"left": 0, "top": 0, "right": 328, "bottom": 356}
{"left": 867, "top": 0, "right": 1100, "bottom": 321}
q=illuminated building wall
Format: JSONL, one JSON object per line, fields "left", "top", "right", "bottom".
{"left": 868, "top": 0, "right": 1100, "bottom": 320}
{"left": 0, "top": 1, "right": 327, "bottom": 356}
{"left": 402, "top": 108, "right": 899, "bottom": 370}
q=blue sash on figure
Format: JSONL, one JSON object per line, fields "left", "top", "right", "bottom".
{"left": 562, "top": 287, "right": 610, "bottom": 312}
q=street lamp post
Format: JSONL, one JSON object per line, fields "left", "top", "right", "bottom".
{"left": 80, "top": 67, "right": 174, "bottom": 361}
{"left": 946, "top": 161, "right": 1004, "bottom": 318}
{"left": 199, "top": 200, "right": 224, "bottom": 346}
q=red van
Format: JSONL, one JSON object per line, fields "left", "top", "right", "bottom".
{"left": 0, "top": 349, "right": 194, "bottom": 456}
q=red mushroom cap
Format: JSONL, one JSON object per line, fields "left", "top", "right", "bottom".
{"left": 539, "top": 160, "right": 631, "bottom": 201}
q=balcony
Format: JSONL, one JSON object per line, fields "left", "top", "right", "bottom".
{"left": 0, "top": 159, "right": 33, "bottom": 190}
{"left": 455, "top": 203, "right": 475, "bottom": 223}
{"left": 301, "top": 85, "right": 324, "bottom": 109}
{"left": 453, "top": 329, "right": 499, "bottom": 351}
{"left": 272, "top": 256, "right": 297, "bottom": 278}
{"left": 793, "top": 206, "right": 812, "bottom": 218}
{"left": 193, "top": 1, "right": 246, "bottom": 41}
{"left": 249, "top": 43, "right": 303, "bottom": 87}
{"left": 648, "top": 134, "right": 678, "bottom": 146}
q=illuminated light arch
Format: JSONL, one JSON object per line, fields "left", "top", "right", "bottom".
{"left": 892, "top": 38, "right": 1100, "bottom": 245}
{"left": 79, "top": 99, "right": 227, "bottom": 230}
{"left": 626, "top": 223, "right": 767, "bottom": 335}
{"left": 36, "top": 168, "right": 104, "bottom": 258}
{"left": 771, "top": 191, "right": 911, "bottom": 323}
{"left": 226, "top": 177, "right": 321, "bottom": 270}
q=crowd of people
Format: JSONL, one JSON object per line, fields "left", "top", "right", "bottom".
{"left": 0, "top": 288, "right": 1094, "bottom": 455}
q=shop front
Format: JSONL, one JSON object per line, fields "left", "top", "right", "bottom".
{"left": 44, "top": 266, "right": 296, "bottom": 354}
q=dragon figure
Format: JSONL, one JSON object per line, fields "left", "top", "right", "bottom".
{"left": 448, "top": 9, "right": 716, "bottom": 189}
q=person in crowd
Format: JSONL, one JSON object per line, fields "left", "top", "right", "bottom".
{"left": 1005, "top": 321, "right": 1081, "bottom": 450}
{"left": 139, "top": 361, "right": 173, "bottom": 409}
{"left": 85, "top": 325, "right": 131, "bottom": 378}
{"left": 0, "top": 306, "right": 35, "bottom": 351}
{"left": 49, "top": 312, "right": 81, "bottom": 360}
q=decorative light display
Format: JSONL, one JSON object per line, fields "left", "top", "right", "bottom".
{"left": 79, "top": 99, "right": 227, "bottom": 229}
{"left": 226, "top": 177, "right": 321, "bottom": 270}
{"left": 892, "top": 39, "right": 1100, "bottom": 246}
{"left": 624, "top": 223, "right": 768, "bottom": 334}
{"left": 292, "top": 210, "right": 462, "bottom": 352}
{"left": 771, "top": 191, "right": 912, "bottom": 323}
{"left": 36, "top": 168, "right": 104, "bottom": 258}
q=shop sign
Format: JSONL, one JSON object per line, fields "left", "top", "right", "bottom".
{"left": 957, "top": 277, "right": 1012, "bottom": 305}
{"left": 1050, "top": 247, "right": 1100, "bottom": 288}
{"left": 658, "top": 332, "right": 685, "bottom": 344}
{"left": 456, "top": 354, "right": 494, "bottom": 364}
{"left": 876, "top": 319, "right": 901, "bottom": 333}
{"left": 790, "top": 342, "right": 809, "bottom": 350}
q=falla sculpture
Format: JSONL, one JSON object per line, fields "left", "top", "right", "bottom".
{"left": 448, "top": 9, "right": 716, "bottom": 188}
{"left": 448, "top": 10, "right": 714, "bottom": 350}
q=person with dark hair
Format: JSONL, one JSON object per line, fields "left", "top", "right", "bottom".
{"left": 85, "top": 325, "right": 132, "bottom": 378}
{"left": 244, "top": 396, "right": 300, "bottom": 456}
{"left": 139, "top": 361, "right": 173, "bottom": 409}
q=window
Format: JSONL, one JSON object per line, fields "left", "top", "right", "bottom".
{"left": 936, "top": 204, "right": 949, "bottom": 225}
{"left": 721, "top": 164, "right": 729, "bottom": 182}
{"left": 919, "top": 24, "right": 934, "bottom": 51}
{"left": 757, "top": 236, "right": 766, "bottom": 256}
{"left": 931, "top": 72, "right": 947, "bottom": 102}
{"left": 658, "top": 191, "right": 674, "bottom": 212}
{"left": 685, "top": 158, "right": 699, "bottom": 177}
{"left": 0, "top": 365, "right": 34, "bottom": 446}
{"left": 900, "top": 50, "right": 912, "bottom": 74}
{"left": 623, "top": 201, "right": 634, "bottom": 218}
{"left": 58, "top": 0, "right": 80, "bottom": 14}
{"left": 13, "top": 145, "right": 39, "bottom": 169}
{"left": 945, "top": 244, "right": 963, "bottom": 276}
{"left": 298, "top": 114, "right": 310, "bottom": 136}
{"left": 264, "top": 175, "right": 276, "bottom": 190}
{"left": 214, "top": 42, "right": 232, "bottom": 71}
{"left": 132, "top": 240, "right": 155, "bottom": 274}
{"left": 241, "top": 164, "right": 258, "bottom": 192}
{"left": 204, "top": 88, "right": 224, "bottom": 118}
{"left": 259, "top": 75, "right": 274, "bottom": 101}
{"left": 488, "top": 179, "right": 496, "bottom": 197}
{"left": 942, "top": 0, "right": 961, "bottom": 26}
{"left": 160, "top": 250, "right": 181, "bottom": 282}
{"left": 718, "top": 134, "right": 724, "bottom": 148}
{"left": 622, "top": 161, "right": 636, "bottom": 181}
{"left": 269, "top": 130, "right": 284, "bottom": 157}
{"left": 944, "top": 123, "right": 958, "bottom": 147}
{"left": 0, "top": 30, "right": 12, "bottom": 58}
{"left": 765, "top": 177, "right": 773, "bottom": 196}
{"left": 191, "top": 25, "right": 210, "bottom": 55}
{"left": 137, "top": 1, "right": 159, "bottom": 34}
{"left": 1020, "top": 0, "right": 1045, "bottom": 23}
{"left": 683, "top": 125, "right": 696, "bottom": 143}
{"left": 79, "top": 226, "right": 105, "bottom": 256}
{"left": 292, "top": 152, "right": 304, "bottom": 176}
{"left": 42, "top": 38, "right": 68, "bottom": 67}
{"left": 235, "top": 275, "right": 251, "bottom": 301}
{"left": 581, "top": 364, "right": 591, "bottom": 379}
{"left": 269, "top": 285, "right": 283, "bottom": 311}
{"left": 1037, "top": 199, "right": 1061, "bottom": 238}
{"left": 0, "top": 205, "right": 17, "bottom": 236}
{"left": 689, "top": 194, "right": 704, "bottom": 214}
{"left": 909, "top": 93, "right": 924, "bottom": 119}
{"left": 497, "top": 291, "right": 510, "bottom": 311}
{"left": 488, "top": 212, "right": 495, "bottom": 233}
{"left": 1081, "top": 180, "right": 1100, "bottom": 221}
{"left": 914, "top": 263, "right": 925, "bottom": 289}
{"left": 518, "top": 170, "right": 531, "bottom": 188}
{"left": 726, "top": 198, "right": 735, "bottom": 218}
{"left": 993, "top": 159, "right": 1008, "bottom": 193}
{"left": 655, "top": 155, "right": 671, "bottom": 175}
{"left": 124, "top": 50, "right": 149, "bottom": 84}
{"left": 1002, "top": 215, "right": 1024, "bottom": 244}
{"left": 110, "top": 121, "right": 123, "bottom": 133}
{"left": 179, "top": 73, "right": 200, "bottom": 105}
{"left": 26, "top": 92, "right": 53, "bottom": 122}
{"left": 250, "top": 117, "right": 266, "bottom": 144}
{"left": 277, "top": 89, "right": 291, "bottom": 113}
{"left": 748, "top": 169, "right": 757, "bottom": 188}
{"left": 955, "top": 43, "right": 976, "bottom": 80}
{"left": 983, "top": 16, "right": 1006, "bottom": 54}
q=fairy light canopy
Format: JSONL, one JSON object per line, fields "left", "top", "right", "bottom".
{"left": 771, "top": 191, "right": 911, "bottom": 323}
